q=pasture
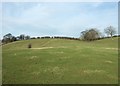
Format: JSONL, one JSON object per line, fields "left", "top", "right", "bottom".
{"left": 2, "top": 37, "right": 118, "bottom": 84}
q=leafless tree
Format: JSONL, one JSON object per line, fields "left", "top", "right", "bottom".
{"left": 104, "top": 26, "right": 116, "bottom": 38}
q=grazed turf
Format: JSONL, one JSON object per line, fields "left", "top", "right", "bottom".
{"left": 0, "top": 45, "right": 2, "bottom": 85}
{"left": 2, "top": 37, "right": 118, "bottom": 84}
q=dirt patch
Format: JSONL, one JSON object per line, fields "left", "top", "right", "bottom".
{"left": 31, "top": 46, "right": 67, "bottom": 50}
{"left": 105, "top": 48, "right": 118, "bottom": 50}
{"left": 105, "top": 60, "right": 113, "bottom": 64}
{"left": 49, "top": 51, "right": 64, "bottom": 54}
{"left": 59, "top": 56, "right": 71, "bottom": 59}
{"left": 29, "top": 56, "right": 39, "bottom": 60}
{"left": 31, "top": 47, "right": 54, "bottom": 50}
{"left": 83, "top": 69, "right": 106, "bottom": 74}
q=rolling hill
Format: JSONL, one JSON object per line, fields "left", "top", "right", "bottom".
{"left": 2, "top": 37, "right": 118, "bottom": 84}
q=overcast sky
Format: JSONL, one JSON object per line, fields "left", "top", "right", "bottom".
{"left": 1, "top": 2, "right": 118, "bottom": 38}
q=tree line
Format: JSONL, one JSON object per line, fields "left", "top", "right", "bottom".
{"left": 1, "top": 34, "right": 80, "bottom": 44}
{"left": 2, "top": 34, "right": 30, "bottom": 44}
{"left": 1, "top": 26, "right": 119, "bottom": 44}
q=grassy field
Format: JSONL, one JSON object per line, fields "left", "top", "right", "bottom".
{"left": 0, "top": 45, "right": 2, "bottom": 85}
{"left": 2, "top": 37, "right": 118, "bottom": 84}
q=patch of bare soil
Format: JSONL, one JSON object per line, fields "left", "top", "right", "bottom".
{"left": 31, "top": 47, "right": 54, "bottom": 50}
{"left": 105, "top": 48, "right": 118, "bottom": 50}
{"left": 31, "top": 46, "right": 67, "bottom": 50}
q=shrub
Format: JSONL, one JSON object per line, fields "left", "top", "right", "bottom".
{"left": 28, "top": 44, "right": 32, "bottom": 48}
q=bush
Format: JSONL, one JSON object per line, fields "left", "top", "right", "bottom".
{"left": 28, "top": 44, "right": 32, "bottom": 48}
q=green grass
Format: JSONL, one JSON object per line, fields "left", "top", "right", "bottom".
{"left": 2, "top": 37, "right": 118, "bottom": 84}
{"left": 0, "top": 45, "right": 2, "bottom": 85}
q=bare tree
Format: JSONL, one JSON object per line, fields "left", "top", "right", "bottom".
{"left": 104, "top": 26, "right": 116, "bottom": 38}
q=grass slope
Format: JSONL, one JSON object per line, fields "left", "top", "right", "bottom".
{"left": 2, "top": 37, "right": 118, "bottom": 84}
